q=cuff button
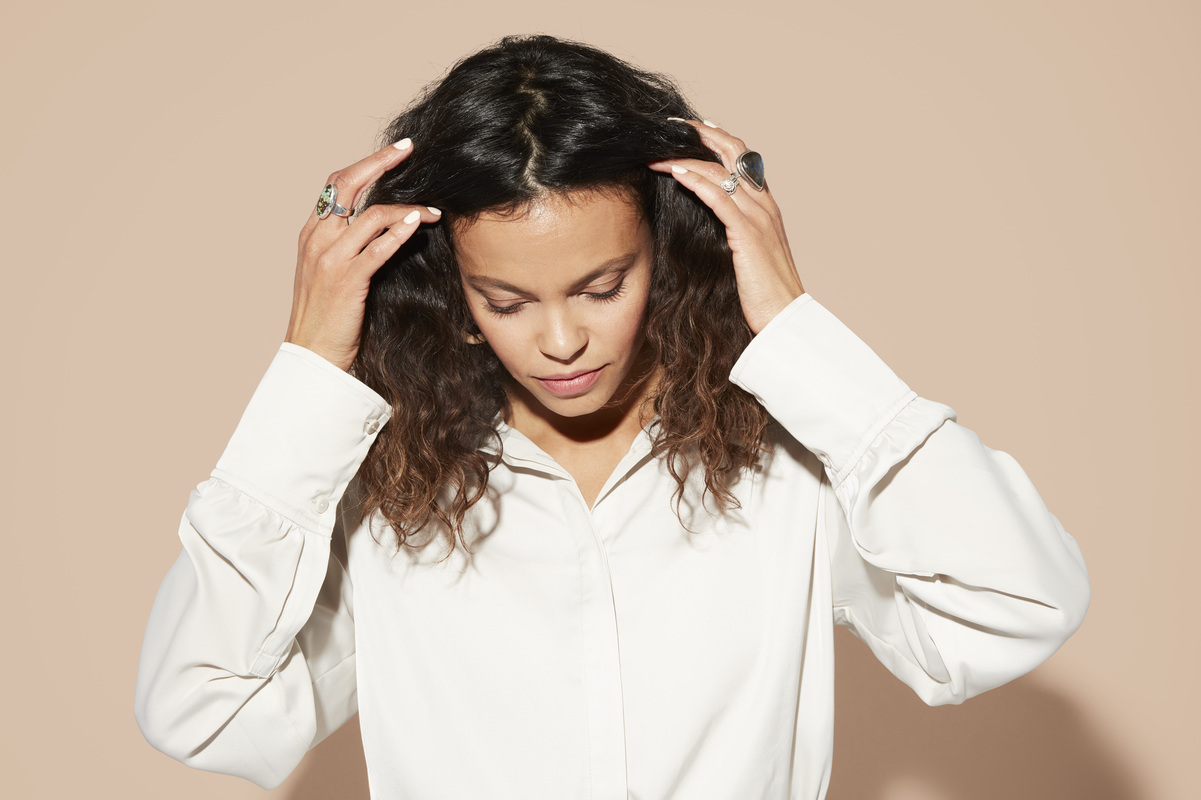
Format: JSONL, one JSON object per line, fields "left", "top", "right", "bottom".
{"left": 314, "top": 497, "right": 330, "bottom": 514}
{"left": 364, "top": 418, "right": 381, "bottom": 435}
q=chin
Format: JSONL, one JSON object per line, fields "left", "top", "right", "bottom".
{"left": 536, "top": 390, "right": 614, "bottom": 418}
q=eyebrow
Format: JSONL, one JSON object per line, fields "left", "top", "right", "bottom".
{"left": 466, "top": 253, "right": 639, "bottom": 296}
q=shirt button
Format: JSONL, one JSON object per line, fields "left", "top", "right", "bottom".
{"left": 314, "top": 497, "right": 329, "bottom": 514}
{"left": 364, "top": 418, "right": 381, "bottom": 435}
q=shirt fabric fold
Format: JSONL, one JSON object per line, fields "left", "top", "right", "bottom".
{"left": 134, "top": 292, "right": 1090, "bottom": 799}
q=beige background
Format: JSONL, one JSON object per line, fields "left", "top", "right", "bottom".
{"left": 2, "top": 0, "right": 1196, "bottom": 797}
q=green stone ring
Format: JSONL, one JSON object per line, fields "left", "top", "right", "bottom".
{"left": 315, "top": 183, "right": 353, "bottom": 219}
{"left": 735, "top": 151, "right": 766, "bottom": 191}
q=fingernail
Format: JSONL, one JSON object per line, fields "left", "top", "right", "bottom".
{"left": 427, "top": 206, "right": 442, "bottom": 215}
{"left": 393, "top": 137, "right": 412, "bottom": 150}
{"left": 404, "top": 210, "right": 420, "bottom": 224}
{"left": 667, "top": 116, "right": 688, "bottom": 122}
{"left": 702, "top": 119, "right": 718, "bottom": 128}
{"left": 671, "top": 165, "right": 688, "bottom": 174}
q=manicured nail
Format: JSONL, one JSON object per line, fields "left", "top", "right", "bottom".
{"left": 671, "top": 165, "right": 688, "bottom": 174}
{"left": 404, "top": 210, "right": 420, "bottom": 224}
{"left": 667, "top": 116, "right": 688, "bottom": 122}
{"left": 427, "top": 206, "right": 442, "bottom": 215}
{"left": 393, "top": 137, "right": 412, "bottom": 150}
{"left": 702, "top": 119, "right": 718, "bottom": 128}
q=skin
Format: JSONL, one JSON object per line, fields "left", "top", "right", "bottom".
{"left": 647, "top": 120, "right": 805, "bottom": 336}
{"left": 452, "top": 189, "right": 658, "bottom": 505}
{"left": 284, "top": 119, "right": 806, "bottom": 507}
{"left": 285, "top": 137, "right": 441, "bottom": 373}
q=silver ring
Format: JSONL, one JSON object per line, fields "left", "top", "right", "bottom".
{"left": 315, "top": 183, "right": 354, "bottom": 219}
{"left": 720, "top": 174, "right": 739, "bottom": 195}
{"left": 735, "top": 151, "right": 766, "bottom": 191}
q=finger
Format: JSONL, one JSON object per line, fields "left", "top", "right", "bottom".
{"left": 691, "top": 122, "right": 751, "bottom": 172}
{"left": 652, "top": 157, "right": 733, "bottom": 188}
{"left": 666, "top": 118, "right": 773, "bottom": 196}
{"left": 647, "top": 161, "right": 748, "bottom": 233}
{"left": 665, "top": 118, "right": 745, "bottom": 166}
{"left": 301, "top": 137, "right": 417, "bottom": 254}
{"left": 345, "top": 204, "right": 443, "bottom": 278}
{"left": 650, "top": 157, "right": 772, "bottom": 217}
{"left": 311, "top": 137, "right": 416, "bottom": 225}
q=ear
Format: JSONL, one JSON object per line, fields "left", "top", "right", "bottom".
{"left": 461, "top": 318, "right": 486, "bottom": 346}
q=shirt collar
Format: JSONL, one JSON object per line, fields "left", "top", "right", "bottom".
{"left": 479, "top": 414, "right": 661, "bottom": 486}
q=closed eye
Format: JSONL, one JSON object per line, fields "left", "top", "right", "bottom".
{"left": 485, "top": 279, "right": 627, "bottom": 317}
{"left": 485, "top": 300, "right": 526, "bottom": 316}
{"left": 585, "top": 279, "right": 626, "bottom": 303}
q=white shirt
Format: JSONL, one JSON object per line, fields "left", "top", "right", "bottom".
{"left": 134, "top": 293, "right": 1090, "bottom": 799}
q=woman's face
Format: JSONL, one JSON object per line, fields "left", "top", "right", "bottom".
{"left": 453, "top": 188, "right": 655, "bottom": 424}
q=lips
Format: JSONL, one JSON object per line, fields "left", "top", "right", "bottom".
{"left": 539, "top": 368, "right": 599, "bottom": 381}
{"left": 536, "top": 366, "right": 604, "bottom": 397}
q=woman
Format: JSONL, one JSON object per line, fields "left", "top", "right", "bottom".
{"left": 134, "top": 34, "right": 1090, "bottom": 799}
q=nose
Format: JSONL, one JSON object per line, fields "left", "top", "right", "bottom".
{"left": 537, "top": 306, "right": 588, "bottom": 363}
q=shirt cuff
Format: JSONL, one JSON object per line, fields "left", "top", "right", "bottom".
{"left": 212, "top": 342, "right": 393, "bottom": 535}
{"left": 729, "top": 293, "right": 938, "bottom": 485}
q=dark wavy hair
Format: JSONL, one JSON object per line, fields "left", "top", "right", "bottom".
{"left": 352, "top": 34, "right": 769, "bottom": 557}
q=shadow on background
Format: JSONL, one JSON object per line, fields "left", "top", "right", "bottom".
{"left": 282, "top": 629, "right": 1145, "bottom": 799}
{"left": 827, "top": 628, "right": 1145, "bottom": 800}
{"left": 283, "top": 715, "right": 370, "bottom": 799}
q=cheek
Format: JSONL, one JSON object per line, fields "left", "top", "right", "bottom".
{"left": 476, "top": 319, "right": 526, "bottom": 361}
{"left": 615, "top": 284, "right": 652, "bottom": 345}
{"left": 613, "top": 304, "right": 647, "bottom": 347}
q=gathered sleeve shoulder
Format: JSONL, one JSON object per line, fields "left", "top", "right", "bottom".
{"left": 730, "top": 294, "right": 1090, "bottom": 705}
{"left": 134, "top": 343, "right": 391, "bottom": 788}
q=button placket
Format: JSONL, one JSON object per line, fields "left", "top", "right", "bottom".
{"left": 559, "top": 484, "right": 629, "bottom": 796}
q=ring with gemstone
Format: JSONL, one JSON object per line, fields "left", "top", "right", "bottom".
{"left": 735, "top": 151, "right": 766, "bottom": 191}
{"left": 315, "top": 183, "right": 354, "bottom": 219}
{"left": 720, "top": 174, "right": 740, "bottom": 195}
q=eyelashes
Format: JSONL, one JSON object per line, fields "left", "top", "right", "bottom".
{"left": 484, "top": 279, "right": 627, "bottom": 318}
{"left": 586, "top": 281, "right": 628, "bottom": 304}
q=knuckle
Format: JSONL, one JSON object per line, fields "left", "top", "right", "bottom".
{"left": 299, "top": 238, "right": 319, "bottom": 262}
{"left": 359, "top": 206, "right": 387, "bottom": 227}
{"left": 301, "top": 228, "right": 324, "bottom": 255}
{"left": 367, "top": 235, "right": 395, "bottom": 256}
{"left": 747, "top": 204, "right": 772, "bottom": 226}
{"left": 329, "top": 170, "right": 358, "bottom": 195}
{"left": 314, "top": 250, "right": 342, "bottom": 272}
{"left": 305, "top": 246, "right": 327, "bottom": 269}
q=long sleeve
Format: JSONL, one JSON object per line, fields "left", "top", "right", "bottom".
{"left": 134, "top": 342, "right": 392, "bottom": 788}
{"left": 730, "top": 293, "right": 1090, "bottom": 705}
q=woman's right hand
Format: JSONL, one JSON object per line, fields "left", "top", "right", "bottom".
{"left": 285, "top": 138, "right": 442, "bottom": 372}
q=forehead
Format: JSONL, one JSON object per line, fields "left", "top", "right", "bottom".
{"left": 452, "top": 189, "right": 649, "bottom": 278}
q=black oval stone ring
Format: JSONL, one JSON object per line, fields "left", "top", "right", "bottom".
{"left": 735, "top": 151, "right": 766, "bottom": 191}
{"left": 315, "top": 183, "right": 354, "bottom": 219}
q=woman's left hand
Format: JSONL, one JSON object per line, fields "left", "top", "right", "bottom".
{"left": 648, "top": 119, "right": 804, "bottom": 335}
